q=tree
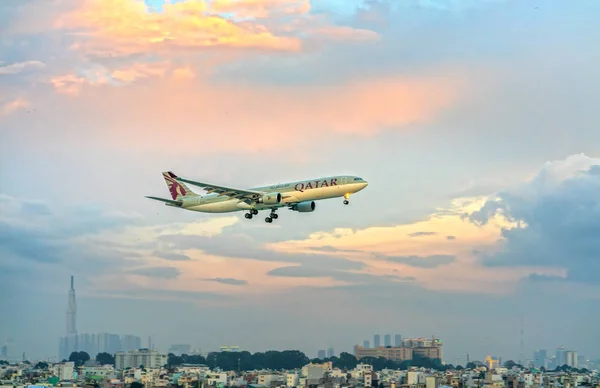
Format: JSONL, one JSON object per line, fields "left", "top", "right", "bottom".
{"left": 337, "top": 352, "right": 357, "bottom": 370}
{"left": 34, "top": 362, "right": 49, "bottom": 370}
{"left": 96, "top": 352, "right": 115, "bottom": 366}
{"left": 503, "top": 360, "right": 522, "bottom": 369}
{"left": 69, "top": 351, "right": 90, "bottom": 367}
{"left": 130, "top": 382, "right": 144, "bottom": 388}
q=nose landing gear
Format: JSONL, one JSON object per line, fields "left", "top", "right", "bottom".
{"left": 343, "top": 193, "right": 350, "bottom": 205}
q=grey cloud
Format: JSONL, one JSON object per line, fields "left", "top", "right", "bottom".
{"left": 446, "top": 235, "right": 456, "bottom": 240}
{"left": 153, "top": 250, "right": 191, "bottom": 261}
{"left": 467, "top": 157, "right": 600, "bottom": 284}
{"left": 90, "top": 288, "right": 232, "bottom": 302}
{"left": 407, "top": 231, "right": 437, "bottom": 237}
{"left": 0, "top": 60, "right": 45, "bottom": 75}
{"left": 0, "top": 221, "right": 63, "bottom": 263}
{"left": 266, "top": 265, "right": 414, "bottom": 284}
{"left": 158, "top": 232, "right": 365, "bottom": 272}
{"left": 462, "top": 200, "right": 509, "bottom": 226}
{"left": 384, "top": 254, "right": 456, "bottom": 268}
{"left": 207, "top": 278, "right": 248, "bottom": 286}
{"left": 307, "top": 245, "right": 362, "bottom": 253}
{"left": 130, "top": 266, "right": 181, "bottom": 280}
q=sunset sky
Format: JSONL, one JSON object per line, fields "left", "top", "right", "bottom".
{"left": 1, "top": 0, "right": 600, "bottom": 362}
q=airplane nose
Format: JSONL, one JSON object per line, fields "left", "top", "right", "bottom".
{"left": 362, "top": 181, "right": 368, "bottom": 188}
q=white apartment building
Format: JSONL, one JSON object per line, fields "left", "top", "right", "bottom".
{"left": 115, "top": 349, "right": 167, "bottom": 370}
{"left": 54, "top": 361, "right": 75, "bottom": 381}
{"left": 286, "top": 373, "right": 300, "bottom": 387}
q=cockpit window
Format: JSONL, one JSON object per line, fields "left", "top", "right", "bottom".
{"left": 354, "top": 177, "right": 363, "bottom": 181}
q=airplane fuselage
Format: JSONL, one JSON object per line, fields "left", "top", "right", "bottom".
{"left": 179, "top": 175, "right": 367, "bottom": 213}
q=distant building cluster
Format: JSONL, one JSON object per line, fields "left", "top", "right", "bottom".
{"left": 57, "top": 276, "right": 146, "bottom": 361}
{"left": 533, "top": 347, "right": 582, "bottom": 369}
{"left": 363, "top": 334, "right": 404, "bottom": 349}
{"left": 354, "top": 337, "right": 443, "bottom": 363}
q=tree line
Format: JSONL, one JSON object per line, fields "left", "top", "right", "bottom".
{"left": 63, "top": 350, "right": 452, "bottom": 371}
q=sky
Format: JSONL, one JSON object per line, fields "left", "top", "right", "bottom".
{"left": 1, "top": 0, "right": 600, "bottom": 363}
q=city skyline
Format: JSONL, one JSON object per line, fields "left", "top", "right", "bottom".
{"left": 5, "top": 277, "right": 595, "bottom": 365}
{"left": 2, "top": 0, "right": 600, "bottom": 364}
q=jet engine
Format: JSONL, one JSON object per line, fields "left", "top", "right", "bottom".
{"left": 260, "top": 192, "right": 282, "bottom": 205}
{"left": 291, "top": 201, "right": 315, "bottom": 212}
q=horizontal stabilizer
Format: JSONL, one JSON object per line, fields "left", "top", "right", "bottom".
{"left": 145, "top": 196, "right": 183, "bottom": 207}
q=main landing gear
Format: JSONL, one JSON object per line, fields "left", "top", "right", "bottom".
{"left": 265, "top": 209, "right": 278, "bottom": 223}
{"left": 343, "top": 193, "right": 350, "bottom": 205}
{"left": 245, "top": 208, "right": 279, "bottom": 223}
{"left": 244, "top": 209, "right": 259, "bottom": 219}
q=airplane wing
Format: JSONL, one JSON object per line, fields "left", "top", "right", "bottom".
{"left": 172, "top": 173, "right": 263, "bottom": 202}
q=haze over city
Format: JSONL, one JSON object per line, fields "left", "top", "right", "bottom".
{"left": 1, "top": 0, "right": 600, "bottom": 364}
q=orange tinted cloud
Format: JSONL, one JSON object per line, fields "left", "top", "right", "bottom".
{"left": 46, "top": 68, "right": 464, "bottom": 152}
{"left": 267, "top": 196, "right": 566, "bottom": 294}
{"left": 0, "top": 97, "right": 31, "bottom": 116}
{"left": 54, "top": 0, "right": 304, "bottom": 55}
{"left": 210, "top": 0, "right": 311, "bottom": 18}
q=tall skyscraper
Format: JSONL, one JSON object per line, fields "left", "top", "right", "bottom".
{"left": 317, "top": 349, "right": 326, "bottom": 359}
{"left": 394, "top": 334, "right": 402, "bottom": 347}
{"left": 534, "top": 349, "right": 547, "bottom": 368}
{"left": 327, "top": 347, "right": 334, "bottom": 358}
{"left": 384, "top": 334, "right": 391, "bottom": 347}
{"left": 67, "top": 276, "right": 77, "bottom": 335}
{"left": 363, "top": 340, "right": 370, "bottom": 349}
{"left": 374, "top": 334, "right": 380, "bottom": 348}
{"left": 59, "top": 276, "right": 79, "bottom": 360}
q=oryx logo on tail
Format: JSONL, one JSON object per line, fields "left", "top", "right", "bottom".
{"left": 162, "top": 171, "right": 196, "bottom": 200}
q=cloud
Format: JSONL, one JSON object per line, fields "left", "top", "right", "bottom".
{"left": 130, "top": 266, "right": 181, "bottom": 279}
{"left": 153, "top": 250, "right": 191, "bottom": 261}
{"left": 464, "top": 154, "right": 600, "bottom": 284}
{"left": 384, "top": 254, "right": 455, "bottom": 268}
{"left": 0, "top": 97, "right": 30, "bottom": 116}
{"left": 207, "top": 277, "right": 249, "bottom": 286}
{"left": 36, "top": 69, "right": 464, "bottom": 153}
{"left": 407, "top": 231, "right": 437, "bottom": 237}
{"left": 51, "top": 0, "right": 376, "bottom": 58}
{"left": 266, "top": 196, "right": 565, "bottom": 294}
{"left": 0, "top": 60, "right": 45, "bottom": 75}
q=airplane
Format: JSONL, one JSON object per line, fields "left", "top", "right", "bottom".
{"left": 146, "top": 171, "right": 368, "bottom": 223}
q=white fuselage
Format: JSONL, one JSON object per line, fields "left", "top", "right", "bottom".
{"left": 179, "top": 175, "right": 367, "bottom": 213}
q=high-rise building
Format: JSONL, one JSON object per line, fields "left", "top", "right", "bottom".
{"left": 384, "top": 335, "right": 391, "bottom": 347}
{"left": 0, "top": 345, "right": 7, "bottom": 359}
{"left": 327, "top": 347, "right": 334, "bottom": 358}
{"left": 317, "top": 350, "right": 326, "bottom": 359}
{"left": 59, "top": 276, "right": 79, "bottom": 360}
{"left": 363, "top": 340, "right": 370, "bottom": 349}
{"left": 565, "top": 351, "right": 577, "bottom": 368}
{"left": 533, "top": 349, "right": 547, "bottom": 368}
{"left": 556, "top": 346, "right": 566, "bottom": 367}
{"left": 121, "top": 335, "right": 142, "bottom": 351}
{"left": 67, "top": 276, "right": 77, "bottom": 336}
{"left": 394, "top": 334, "right": 402, "bottom": 347}
{"left": 373, "top": 335, "right": 380, "bottom": 348}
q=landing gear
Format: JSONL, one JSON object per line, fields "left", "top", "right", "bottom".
{"left": 343, "top": 193, "right": 350, "bottom": 205}
{"left": 245, "top": 209, "right": 259, "bottom": 219}
{"left": 265, "top": 209, "right": 278, "bottom": 223}
{"left": 343, "top": 200, "right": 349, "bottom": 205}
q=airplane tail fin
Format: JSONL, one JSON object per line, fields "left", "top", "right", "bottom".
{"left": 162, "top": 171, "right": 198, "bottom": 200}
